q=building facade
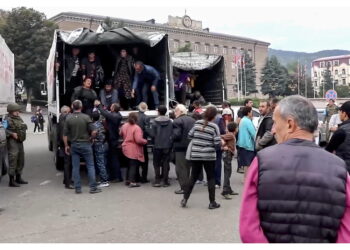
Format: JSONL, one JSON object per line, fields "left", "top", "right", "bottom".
{"left": 50, "top": 12, "right": 270, "bottom": 99}
{"left": 312, "top": 55, "right": 350, "bottom": 96}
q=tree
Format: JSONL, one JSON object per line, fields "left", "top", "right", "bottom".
{"left": 260, "top": 56, "right": 288, "bottom": 97}
{"left": 335, "top": 85, "right": 350, "bottom": 98}
{"left": 177, "top": 43, "right": 192, "bottom": 53}
{"left": 323, "top": 64, "right": 334, "bottom": 93}
{"left": 285, "top": 61, "right": 314, "bottom": 97}
{"left": 0, "top": 7, "right": 58, "bottom": 106}
{"left": 239, "top": 50, "right": 257, "bottom": 95}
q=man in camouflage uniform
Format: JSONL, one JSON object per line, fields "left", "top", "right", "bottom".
{"left": 6, "top": 103, "right": 28, "bottom": 187}
{"left": 324, "top": 99, "right": 338, "bottom": 142}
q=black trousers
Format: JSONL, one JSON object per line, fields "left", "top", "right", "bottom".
{"left": 127, "top": 158, "right": 140, "bottom": 183}
{"left": 33, "top": 122, "right": 41, "bottom": 132}
{"left": 184, "top": 160, "right": 216, "bottom": 203}
{"left": 141, "top": 145, "right": 149, "bottom": 180}
{"left": 153, "top": 148, "right": 171, "bottom": 183}
{"left": 175, "top": 151, "right": 191, "bottom": 190}
{"left": 63, "top": 151, "right": 72, "bottom": 187}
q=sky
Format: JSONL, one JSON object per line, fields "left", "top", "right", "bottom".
{"left": 1, "top": 0, "right": 350, "bottom": 53}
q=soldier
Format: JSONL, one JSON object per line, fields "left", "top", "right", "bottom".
{"left": 5, "top": 103, "right": 28, "bottom": 187}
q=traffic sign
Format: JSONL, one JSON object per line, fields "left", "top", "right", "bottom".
{"left": 325, "top": 89, "right": 337, "bottom": 100}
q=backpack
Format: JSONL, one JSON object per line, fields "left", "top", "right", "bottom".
{"left": 31, "top": 115, "right": 37, "bottom": 123}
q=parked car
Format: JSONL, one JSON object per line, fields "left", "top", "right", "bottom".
{"left": 316, "top": 108, "right": 327, "bottom": 144}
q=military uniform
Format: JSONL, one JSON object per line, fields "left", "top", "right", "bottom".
{"left": 5, "top": 103, "right": 28, "bottom": 187}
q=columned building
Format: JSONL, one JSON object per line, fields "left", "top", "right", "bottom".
{"left": 50, "top": 12, "right": 270, "bottom": 99}
{"left": 312, "top": 55, "right": 350, "bottom": 95}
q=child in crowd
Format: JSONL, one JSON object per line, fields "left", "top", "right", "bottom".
{"left": 91, "top": 112, "right": 109, "bottom": 188}
{"left": 221, "top": 122, "right": 239, "bottom": 199}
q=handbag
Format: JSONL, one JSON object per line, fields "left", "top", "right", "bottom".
{"left": 185, "top": 140, "right": 193, "bottom": 161}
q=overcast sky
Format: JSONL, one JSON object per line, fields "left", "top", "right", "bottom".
{"left": 2, "top": 0, "right": 350, "bottom": 53}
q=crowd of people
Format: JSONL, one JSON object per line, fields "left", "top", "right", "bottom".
{"left": 57, "top": 47, "right": 162, "bottom": 111}
{"left": 1, "top": 93, "right": 350, "bottom": 242}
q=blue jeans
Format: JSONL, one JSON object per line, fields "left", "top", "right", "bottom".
{"left": 93, "top": 143, "right": 109, "bottom": 182}
{"left": 71, "top": 142, "right": 97, "bottom": 190}
{"left": 136, "top": 83, "right": 159, "bottom": 107}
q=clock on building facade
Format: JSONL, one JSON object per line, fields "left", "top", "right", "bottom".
{"left": 182, "top": 15, "right": 192, "bottom": 28}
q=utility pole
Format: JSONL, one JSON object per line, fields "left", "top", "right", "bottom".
{"left": 297, "top": 59, "right": 300, "bottom": 95}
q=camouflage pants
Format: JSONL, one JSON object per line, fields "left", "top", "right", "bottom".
{"left": 7, "top": 139, "right": 25, "bottom": 176}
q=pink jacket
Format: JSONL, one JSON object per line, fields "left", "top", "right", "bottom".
{"left": 240, "top": 157, "right": 350, "bottom": 243}
{"left": 120, "top": 123, "right": 147, "bottom": 162}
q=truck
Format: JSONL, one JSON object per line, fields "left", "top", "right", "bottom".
{"left": 46, "top": 27, "right": 174, "bottom": 170}
{"left": 171, "top": 52, "right": 226, "bottom": 106}
{"left": 0, "top": 34, "right": 15, "bottom": 118}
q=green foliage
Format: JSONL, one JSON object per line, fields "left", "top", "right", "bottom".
{"left": 260, "top": 56, "right": 289, "bottom": 97}
{"left": 177, "top": 43, "right": 192, "bottom": 53}
{"left": 229, "top": 97, "right": 278, "bottom": 108}
{"left": 323, "top": 65, "right": 334, "bottom": 92}
{"left": 335, "top": 85, "right": 350, "bottom": 98}
{"left": 0, "top": 7, "right": 57, "bottom": 99}
{"left": 239, "top": 50, "right": 257, "bottom": 95}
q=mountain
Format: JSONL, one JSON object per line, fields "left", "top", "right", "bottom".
{"left": 268, "top": 49, "right": 350, "bottom": 75}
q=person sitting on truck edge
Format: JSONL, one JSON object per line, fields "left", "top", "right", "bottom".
{"left": 99, "top": 79, "right": 118, "bottom": 110}
{"left": 71, "top": 77, "right": 98, "bottom": 116}
{"left": 131, "top": 61, "right": 160, "bottom": 109}
{"left": 81, "top": 51, "right": 104, "bottom": 91}
{"left": 189, "top": 91, "right": 205, "bottom": 112}
{"left": 113, "top": 49, "right": 134, "bottom": 111}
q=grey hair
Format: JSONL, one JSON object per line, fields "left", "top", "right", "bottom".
{"left": 278, "top": 95, "right": 318, "bottom": 133}
{"left": 138, "top": 102, "right": 148, "bottom": 112}
{"left": 71, "top": 100, "right": 83, "bottom": 111}
{"left": 60, "top": 105, "right": 70, "bottom": 114}
{"left": 175, "top": 104, "right": 188, "bottom": 115}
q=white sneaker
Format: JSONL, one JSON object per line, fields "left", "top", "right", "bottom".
{"left": 215, "top": 184, "right": 221, "bottom": 189}
{"left": 98, "top": 182, "right": 110, "bottom": 188}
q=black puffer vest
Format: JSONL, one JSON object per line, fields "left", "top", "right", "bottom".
{"left": 336, "top": 120, "right": 350, "bottom": 173}
{"left": 257, "top": 139, "right": 347, "bottom": 243}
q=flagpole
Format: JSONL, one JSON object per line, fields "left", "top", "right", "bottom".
{"left": 304, "top": 64, "right": 307, "bottom": 98}
{"left": 297, "top": 59, "right": 300, "bottom": 95}
{"left": 243, "top": 53, "right": 247, "bottom": 97}
{"left": 235, "top": 51, "right": 240, "bottom": 100}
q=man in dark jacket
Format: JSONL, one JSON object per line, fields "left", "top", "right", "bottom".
{"left": 149, "top": 105, "right": 173, "bottom": 187}
{"left": 326, "top": 101, "right": 350, "bottom": 173}
{"left": 173, "top": 104, "right": 195, "bottom": 194}
{"left": 94, "top": 100, "right": 123, "bottom": 182}
{"left": 136, "top": 102, "right": 151, "bottom": 183}
{"left": 240, "top": 95, "right": 350, "bottom": 243}
{"left": 81, "top": 51, "right": 104, "bottom": 91}
{"left": 255, "top": 100, "right": 276, "bottom": 151}
{"left": 57, "top": 105, "right": 73, "bottom": 189}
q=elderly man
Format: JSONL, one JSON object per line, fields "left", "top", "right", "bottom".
{"left": 173, "top": 104, "right": 195, "bottom": 194}
{"left": 255, "top": 100, "right": 276, "bottom": 151}
{"left": 240, "top": 95, "right": 350, "bottom": 243}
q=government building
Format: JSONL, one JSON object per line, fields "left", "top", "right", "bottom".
{"left": 312, "top": 55, "right": 350, "bottom": 96}
{"left": 50, "top": 12, "right": 270, "bottom": 99}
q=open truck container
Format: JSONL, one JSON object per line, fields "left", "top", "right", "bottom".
{"left": 171, "top": 52, "right": 226, "bottom": 105}
{"left": 46, "top": 27, "right": 174, "bottom": 170}
{"left": 0, "top": 34, "right": 15, "bottom": 118}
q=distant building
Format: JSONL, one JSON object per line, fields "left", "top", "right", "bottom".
{"left": 50, "top": 12, "right": 270, "bottom": 99}
{"left": 312, "top": 55, "right": 350, "bottom": 95}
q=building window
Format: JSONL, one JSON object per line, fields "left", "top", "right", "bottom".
{"left": 342, "top": 69, "right": 346, "bottom": 75}
{"left": 320, "top": 61, "right": 325, "bottom": 68}
{"left": 335, "top": 80, "right": 338, "bottom": 85}
{"left": 314, "top": 81, "right": 318, "bottom": 87}
{"left": 247, "top": 49, "right": 252, "bottom": 57}
{"left": 343, "top": 79, "right": 346, "bottom": 85}
{"left": 204, "top": 44, "right": 210, "bottom": 53}
{"left": 173, "top": 40, "right": 179, "bottom": 50}
{"left": 231, "top": 47, "right": 236, "bottom": 54}
{"left": 194, "top": 43, "right": 199, "bottom": 52}
{"left": 335, "top": 69, "right": 338, "bottom": 75}
{"left": 314, "top": 71, "right": 317, "bottom": 77}
{"left": 327, "top": 61, "right": 332, "bottom": 67}
{"left": 333, "top": 60, "right": 339, "bottom": 66}
{"left": 223, "top": 47, "right": 228, "bottom": 55}
{"left": 213, "top": 45, "right": 219, "bottom": 54}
